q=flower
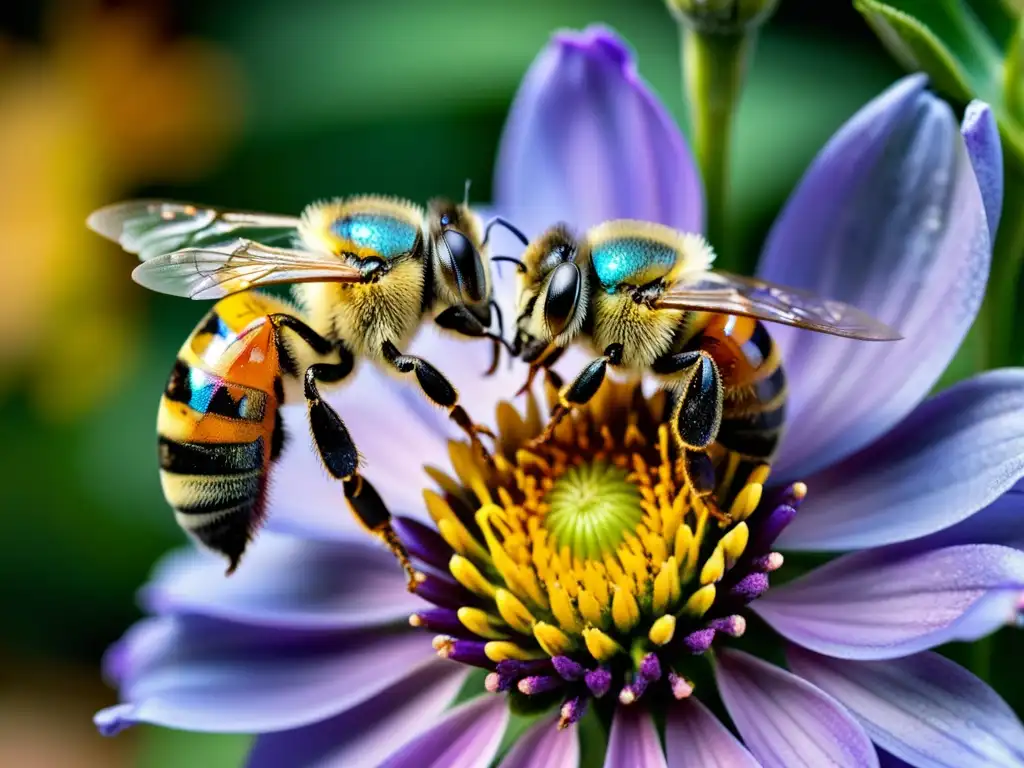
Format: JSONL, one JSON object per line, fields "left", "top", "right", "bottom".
{"left": 96, "top": 25, "right": 1024, "bottom": 768}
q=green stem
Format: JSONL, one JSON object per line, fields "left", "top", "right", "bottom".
{"left": 981, "top": 155, "right": 1024, "bottom": 369}
{"left": 970, "top": 634, "right": 993, "bottom": 682}
{"left": 682, "top": 27, "right": 755, "bottom": 268}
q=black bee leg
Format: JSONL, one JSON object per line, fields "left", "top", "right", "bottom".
{"left": 432, "top": 305, "right": 515, "bottom": 377}
{"left": 530, "top": 343, "right": 623, "bottom": 447}
{"left": 659, "top": 350, "right": 728, "bottom": 523}
{"left": 516, "top": 345, "right": 565, "bottom": 397}
{"left": 344, "top": 475, "right": 417, "bottom": 591}
{"left": 381, "top": 341, "right": 495, "bottom": 454}
{"left": 303, "top": 356, "right": 415, "bottom": 588}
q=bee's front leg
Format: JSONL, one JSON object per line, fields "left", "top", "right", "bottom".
{"left": 528, "top": 343, "right": 623, "bottom": 448}
{"left": 432, "top": 305, "right": 514, "bottom": 377}
{"left": 654, "top": 349, "right": 729, "bottom": 524}
{"left": 381, "top": 341, "right": 495, "bottom": 453}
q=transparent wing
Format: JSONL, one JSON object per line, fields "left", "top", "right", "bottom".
{"left": 88, "top": 200, "right": 301, "bottom": 262}
{"left": 655, "top": 270, "right": 901, "bottom": 341}
{"left": 132, "top": 241, "right": 363, "bottom": 300}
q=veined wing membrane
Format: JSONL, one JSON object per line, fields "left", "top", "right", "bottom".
{"left": 655, "top": 271, "right": 901, "bottom": 341}
{"left": 132, "top": 240, "right": 362, "bottom": 300}
{"left": 88, "top": 200, "right": 301, "bottom": 262}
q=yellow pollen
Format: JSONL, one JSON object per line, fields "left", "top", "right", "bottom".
{"left": 425, "top": 380, "right": 772, "bottom": 672}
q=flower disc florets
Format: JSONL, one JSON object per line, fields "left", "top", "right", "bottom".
{"left": 399, "top": 379, "right": 802, "bottom": 728}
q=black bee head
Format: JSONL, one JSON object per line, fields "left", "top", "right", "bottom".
{"left": 428, "top": 198, "right": 487, "bottom": 306}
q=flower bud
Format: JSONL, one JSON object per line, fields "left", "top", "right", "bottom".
{"left": 665, "top": 0, "right": 780, "bottom": 34}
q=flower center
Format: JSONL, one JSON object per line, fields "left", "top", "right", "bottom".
{"left": 545, "top": 460, "right": 642, "bottom": 559}
{"left": 400, "top": 380, "right": 803, "bottom": 728}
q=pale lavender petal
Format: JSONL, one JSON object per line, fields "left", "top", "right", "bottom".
{"left": 603, "top": 706, "right": 667, "bottom": 768}
{"left": 499, "top": 712, "right": 580, "bottom": 768}
{"left": 96, "top": 615, "right": 438, "bottom": 734}
{"left": 961, "top": 101, "right": 1003, "bottom": 240}
{"left": 905, "top": 480, "right": 1024, "bottom": 551}
{"left": 716, "top": 649, "right": 878, "bottom": 768}
{"left": 788, "top": 646, "right": 1024, "bottom": 768}
{"left": 754, "top": 545, "right": 1024, "bottom": 660}
{"left": 379, "top": 694, "right": 509, "bottom": 768}
{"left": 140, "top": 533, "right": 422, "bottom": 629}
{"left": 780, "top": 370, "right": 1024, "bottom": 551}
{"left": 759, "top": 74, "right": 991, "bottom": 479}
{"left": 496, "top": 25, "right": 702, "bottom": 238}
{"left": 247, "top": 663, "right": 468, "bottom": 768}
{"left": 665, "top": 698, "right": 758, "bottom": 768}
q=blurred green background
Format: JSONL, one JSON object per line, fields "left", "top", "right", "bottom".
{"left": 0, "top": 1, "right": 1018, "bottom": 766}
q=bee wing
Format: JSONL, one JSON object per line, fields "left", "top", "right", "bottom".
{"left": 655, "top": 270, "right": 901, "bottom": 341}
{"left": 132, "top": 241, "right": 363, "bottom": 300}
{"left": 88, "top": 200, "right": 301, "bottom": 262}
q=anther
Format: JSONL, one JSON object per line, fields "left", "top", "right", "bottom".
{"left": 750, "top": 504, "right": 797, "bottom": 554}
{"left": 682, "top": 628, "right": 715, "bottom": 654}
{"left": 518, "top": 675, "right": 562, "bottom": 696}
{"left": 751, "top": 552, "right": 784, "bottom": 572}
{"left": 559, "top": 695, "right": 588, "bottom": 729}
{"left": 730, "top": 572, "right": 770, "bottom": 602}
{"left": 391, "top": 516, "right": 453, "bottom": 571}
{"left": 585, "top": 667, "right": 612, "bottom": 698}
{"left": 710, "top": 615, "right": 746, "bottom": 637}
{"left": 552, "top": 655, "right": 586, "bottom": 681}
{"left": 667, "top": 671, "right": 694, "bottom": 700}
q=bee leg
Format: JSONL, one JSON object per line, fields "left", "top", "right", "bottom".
{"left": 517, "top": 346, "right": 565, "bottom": 396}
{"left": 530, "top": 344, "right": 623, "bottom": 447}
{"left": 432, "top": 305, "right": 514, "bottom": 377}
{"left": 303, "top": 363, "right": 417, "bottom": 589}
{"left": 343, "top": 475, "right": 418, "bottom": 592}
{"left": 659, "top": 350, "right": 729, "bottom": 523}
{"left": 381, "top": 341, "right": 496, "bottom": 451}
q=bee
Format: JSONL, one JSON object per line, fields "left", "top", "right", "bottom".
{"left": 88, "top": 193, "right": 526, "bottom": 576}
{"left": 508, "top": 220, "right": 900, "bottom": 520}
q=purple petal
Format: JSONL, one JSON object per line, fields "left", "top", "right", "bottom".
{"left": 495, "top": 25, "right": 701, "bottom": 238}
{"left": 788, "top": 646, "right": 1024, "bottom": 768}
{"left": 499, "top": 712, "right": 580, "bottom": 768}
{"left": 247, "top": 663, "right": 468, "bottom": 768}
{"left": 379, "top": 694, "right": 509, "bottom": 768}
{"left": 754, "top": 545, "right": 1024, "bottom": 660}
{"left": 603, "top": 706, "right": 667, "bottom": 768}
{"left": 716, "top": 649, "right": 878, "bottom": 768}
{"left": 665, "top": 698, "right": 758, "bottom": 768}
{"left": 961, "top": 101, "right": 1003, "bottom": 240}
{"left": 758, "top": 74, "right": 991, "bottom": 479}
{"left": 140, "top": 533, "right": 422, "bottom": 629}
{"left": 780, "top": 370, "right": 1024, "bottom": 550}
{"left": 903, "top": 480, "right": 1024, "bottom": 551}
{"left": 96, "top": 615, "right": 438, "bottom": 733}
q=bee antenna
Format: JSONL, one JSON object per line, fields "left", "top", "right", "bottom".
{"left": 463, "top": 179, "right": 472, "bottom": 207}
{"left": 492, "top": 256, "right": 528, "bottom": 273}
{"left": 482, "top": 216, "right": 529, "bottom": 248}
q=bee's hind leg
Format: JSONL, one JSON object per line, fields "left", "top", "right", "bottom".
{"left": 381, "top": 341, "right": 495, "bottom": 454}
{"left": 657, "top": 350, "right": 730, "bottom": 524}
{"left": 303, "top": 353, "right": 416, "bottom": 589}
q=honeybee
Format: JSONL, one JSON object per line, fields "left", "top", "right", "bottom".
{"left": 509, "top": 220, "right": 900, "bottom": 519}
{"left": 88, "top": 194, "right": 525, "bottom": 576}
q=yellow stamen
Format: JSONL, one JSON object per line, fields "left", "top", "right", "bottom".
{"left": 730, "top": 483, "right": 763, "bottom": 521}
{"left": 648, "top": 614, "right": 676, "bottom": 646}
{"left": 549, "top": 582, "right": 583, "bottom": 633}
{"left": 534, "top": 621, "right": 574, "bottom": 656}
{"left": 577, "top": 589, "right": 607, "bottom": 628}
{"left": 582, "top": 627, "right": 623, "bottom": 662}
{"left": 720, "top": 522, "right": 749, "bottom": 567}
{"left": 611, "top": 586, "right": 640, "bottom": 633}
{"left": 652, "top": 556, "right": 680, "bottom": 614}
{"left": 449, "top": 555, "right": 496, "bottom": 599}
{"left": 457, "top": 607, "right": 507, "bottom": 639}
{"left": 683, "top": 584, "right": 716, "bottom": 617}
{"left": 438, "top": 518, "right": 491, "bottom": 562}
{"left": 700, "top": 543, "right": 725, "bottom": 585}
{"left": 495, "top": 589, "right": 535, "bottom": 634}
{"left": 484, "top": 641, "right": 546, "bottom": 662}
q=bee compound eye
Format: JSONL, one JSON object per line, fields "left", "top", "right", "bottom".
{"left": 544, "top": 262, "right": 581, "bottom": 337}
{"left": 440, "top": 229, "right": 485, "bottom": 304}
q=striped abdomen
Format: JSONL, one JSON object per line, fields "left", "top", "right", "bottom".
{"left": 157, "top": 296, "right": 286, "bottom": 573}
{"left": 694, "top": 314, "right": 787, "bottom": 499}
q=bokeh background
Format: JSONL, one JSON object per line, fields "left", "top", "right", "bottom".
{"left": 1, "top": 1, "right": 1019, "bottom": 766}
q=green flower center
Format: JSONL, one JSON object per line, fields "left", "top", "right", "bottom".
{"left": 544, "top": 460, "right": 643, "bottom": 560}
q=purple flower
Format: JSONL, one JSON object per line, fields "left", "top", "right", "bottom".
{"left": 97, "top": 26, "right": 1024, "bottom": 768}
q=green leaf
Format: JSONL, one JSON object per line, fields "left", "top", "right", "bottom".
{"left": 137, "top": 727, "right": 251, "bottom": 768}
{"left": 855, "top": 0, "right": 977, "bottom": 101}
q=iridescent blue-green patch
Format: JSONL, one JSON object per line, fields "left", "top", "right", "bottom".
{"left": 332, "top": 213, "right": 418, "bottom": 260}
{"left": 591, "top": 237, "right": 678, "bottom": 289}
